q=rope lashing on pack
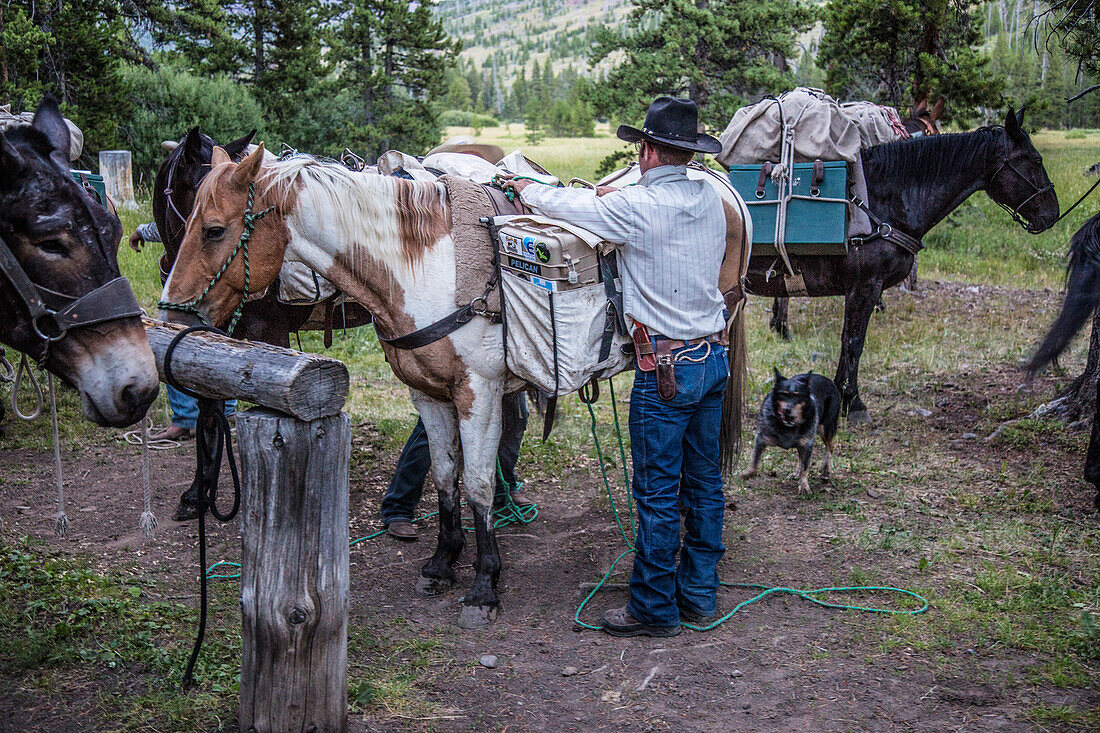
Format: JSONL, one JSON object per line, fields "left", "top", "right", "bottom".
{"left": 204, "top": 461, "right": 538, "bottom": 581}
{"left": 157, "top": 181, "right": 274, "bottom": 334}
{"left": 163, "top": 325, "right": 242, "bottom": 688}
{"left": 575, "top": 378, "right": 930, "bottom": 631}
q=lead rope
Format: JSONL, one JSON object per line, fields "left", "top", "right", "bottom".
{"left": 12, "top": 353, "right": 43, "bottom": 420}
{"left": 48, "top": 373, "right": 68, "bottom": 537}
{"left": 138, "top": 419, "right": 158, "bottom": 540}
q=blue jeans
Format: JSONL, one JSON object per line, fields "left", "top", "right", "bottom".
{"left": 167, "top": 385, "right": 236, "bottom": 430}
{"left": 627, "top": 343, "right": 728, "bottom": 627}
{"left": 380, "top": 392, "right": 528, "bottom": 525}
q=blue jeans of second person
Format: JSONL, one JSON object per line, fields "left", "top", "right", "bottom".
{"left": 380, "top": 392, "right": 528, "bottom": 525}
{"left": 167, "top": 385, "right": 236, "bottom": 430}
{"left": 626, "top": 343, "right": 728, "bottom": 628}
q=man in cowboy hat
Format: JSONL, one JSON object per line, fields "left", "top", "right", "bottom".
{"left": 504, "top": 96, "right": 728, "bottom": 637}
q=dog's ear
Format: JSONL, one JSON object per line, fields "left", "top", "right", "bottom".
{"left": 773, "top": 366, "right": 783, "bottom": 385}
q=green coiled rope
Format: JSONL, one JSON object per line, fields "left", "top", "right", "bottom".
{"left": 574, "top": 379, "right": 929, "bottom": 631}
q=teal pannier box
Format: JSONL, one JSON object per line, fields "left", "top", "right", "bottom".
{"left": 70, "top": 170, "right": 107, "bottom": 206}
{"left": 729, "top": 161, "right": 848, "bottom": 255}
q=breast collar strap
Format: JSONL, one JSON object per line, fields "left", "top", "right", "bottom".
{"left": 0, "top": 233, "right": 143, "bottom": 361}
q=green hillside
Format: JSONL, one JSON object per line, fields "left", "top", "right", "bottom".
{"left": 436, "top": 0, "right": 629, "bottom": 75}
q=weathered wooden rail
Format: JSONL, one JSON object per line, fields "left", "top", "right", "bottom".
{"left": 145, "top": 319, "right": 352, "bottom": 733}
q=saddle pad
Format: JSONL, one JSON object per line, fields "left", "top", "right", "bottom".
{"left": 440, "top": 174, "right": 502, "bottom": 312}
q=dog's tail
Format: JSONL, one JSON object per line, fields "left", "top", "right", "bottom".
{"left": 1028, "top": 213, "right": 1100, "bottom": 376}
{"left": 720, "top": 303, "right": 748, "bottom": 475}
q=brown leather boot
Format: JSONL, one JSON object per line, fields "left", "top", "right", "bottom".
{"left": 386, "top": 520, "right": 418, "bottom": 541}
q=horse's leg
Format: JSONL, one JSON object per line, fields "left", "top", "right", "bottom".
{"left": 410, "top": 392, "right": 464, "bottom": 597}
{"left": 905, "top": 256, "right": 919, "bottom": 291}
{"left": 770, "top": 297, "right": 791, "bottom": 340}
{"left": 1084, "top": 388, "right": 1100, "bottom": 510}
{"left": 834, "top": 279, "right": 884, "bottom": 425}
{"left": 456, "top": 376, "right": 504, "bottom": 629}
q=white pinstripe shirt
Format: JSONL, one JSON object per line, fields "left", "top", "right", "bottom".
{"left": 520, "top": 165, "right": 727, "bottom": 340}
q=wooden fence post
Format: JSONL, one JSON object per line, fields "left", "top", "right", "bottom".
{"left": 236, "top": 407, "right": 350, "bottom": 733}
{"left": 98, "top": 150, "right": 135, "bottom": 207}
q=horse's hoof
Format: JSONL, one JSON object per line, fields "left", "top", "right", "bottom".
{"left": 415, "top": 574, "right": 455, "bottom": 597}
{"left": 173, "top": 501, "right": 201, "bottom": 522}
{"left": 458, "top": 603, "right": 498, "bottom": 629}
{"left": 847, "top": 410, "right": 872, "bottom": 425}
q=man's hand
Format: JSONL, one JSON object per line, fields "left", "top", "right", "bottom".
{"left": 500, "top": 175, "right": 533, "bottom": 196}
{"left": 129, "top": 231, "right": 145, "bottom": 253}
{"left": 596, "top": 185, "right": 618, "bottom": 197}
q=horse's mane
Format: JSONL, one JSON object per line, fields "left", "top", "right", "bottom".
{"left": 256, "top": 154, "right": 450, "bottom": 274}
{"left": 862, "top": 127, "right": 1005, "bottom": 183}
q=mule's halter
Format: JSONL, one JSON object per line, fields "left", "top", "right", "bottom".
{"left": 989, "top": 140, "right": 1056, "bottom": 234}
{"left": 0, "top": 233, "right": 143, "bottom": 362}
{"left": 157, "top": 181, "right": 274, "bottom": 333}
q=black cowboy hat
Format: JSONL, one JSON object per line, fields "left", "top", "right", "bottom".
{"left": 617, "top": 96, "right": 722, "bottom": 155}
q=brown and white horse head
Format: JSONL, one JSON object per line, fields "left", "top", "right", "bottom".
{"left": 160, "top": 143, "right": 291, "bottom": 330}
{"left": 0, "top": 97, "right": 159, "bottom": 427}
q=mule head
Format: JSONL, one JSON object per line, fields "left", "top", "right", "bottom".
{"left": 160, "top": 143, "right": 288, "bottom": 330}
{"left": 0, "top": 98, "right": 159, "bottom": 427}
{"left": 986, "top": 108, "right": 1059, "bottom": 234}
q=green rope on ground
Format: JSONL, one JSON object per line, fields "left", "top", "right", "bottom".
{"left": 206, "top": 460, "right": 537, "bottom": 580}
{"left": 577, "top": 380, "right": 930, "bottom": 631}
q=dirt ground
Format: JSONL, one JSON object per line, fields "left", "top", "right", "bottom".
{"left": 2, "top": 282, "right": 1099, "bottom": 732}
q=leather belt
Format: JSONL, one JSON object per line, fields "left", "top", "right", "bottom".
{"left": 633, "top": 330, "right": 724, "bottom": 356}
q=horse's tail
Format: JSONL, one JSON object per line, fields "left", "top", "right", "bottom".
{"left": 1029, "top": 213, "right": 1100, "bottom": 375}
{"left": 720, "top": 303, "right": 748, "bottom": 475}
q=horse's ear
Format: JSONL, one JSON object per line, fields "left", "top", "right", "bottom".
{"left": 222, "top": 130, "right": 257, "bottom": 161}
{"left": 228, "top": 142, "right": 265, "bottom": 189}
{"left": 1016, "top": 107, "right": 1026, "bottom": 128}
{"left": 32, "top": 96, "right": 72, "bottom": 168}
{"left": 181, "top": 126, "right": 203, "bottom": 162}
{"left": 912, "top": 98, "right": 927, "bottom": 115}
{"left": 930, "top": 98, "right": 945, "bottom": 121}
{"left": 210, "top": 145, "right": 232, "bottom": 167}
{"left": 1005, "top": 107, "right": 1024, "bottom": 141}
{"left": 0, "top": 132, "right": 25, "bottom": 177}
{"left": 773, "top": 366, "right": 783, "bottom": 385}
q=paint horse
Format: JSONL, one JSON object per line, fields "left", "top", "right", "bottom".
{"left": 159, "top": 144, "right": 748, "bottom": 627}
{"left": 154, "top": 127, "right": 372, "bottom": 347}
{"left": 748, "top": 109, "right": 1058, "bottom": 422}
{"left": 0, "top": 98, "right": 159, "bottom": 430}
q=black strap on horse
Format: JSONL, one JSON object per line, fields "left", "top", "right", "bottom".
{"left": 163, "top": 325, "right": 242, "bottom": 689}
{"left": 0, "top": 233, "right": 143, "bottom": 361}
{"left": 375, "top": 183, "right": 515, "bottom": 351}
{"left": 847, "top": 196, "right": 925, "bottom": 256}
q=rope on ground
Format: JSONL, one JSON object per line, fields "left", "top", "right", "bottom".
{"left": 575, "top": 379, "right": 930, "bottom": 631}
{"left": 205, "top": 460, "right": 538, "bottom": 580}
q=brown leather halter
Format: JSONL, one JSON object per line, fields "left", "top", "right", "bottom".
{"left": 0, "top": 233, "right": 143, "bottom": 361}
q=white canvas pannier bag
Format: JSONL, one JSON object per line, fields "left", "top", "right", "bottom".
{"left": 492, "top": 215, "right": 632, "bottom": 396}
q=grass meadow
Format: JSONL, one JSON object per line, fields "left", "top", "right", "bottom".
{"left": 1, "top": 126, "right": 1099, "bottom": 730}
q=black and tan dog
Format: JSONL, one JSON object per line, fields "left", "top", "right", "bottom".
{"left": 742, "top": 369, "right": 841, "bottom": 493}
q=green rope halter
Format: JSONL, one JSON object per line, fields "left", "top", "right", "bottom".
{"left": 158, "top": 181, "right": 274, "bottom": 334}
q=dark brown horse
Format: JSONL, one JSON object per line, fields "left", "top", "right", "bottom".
{"left": 748, "top": 109, "right": 1059, "bottom": 423}
{"left": 768, "top": 100, "right": 947, "bottom": 339}
{"left": 0, "top": 98, "right": 159, "bottom": 429}
{"left": 152, "top": 128, "right": 371, "bottom": 347}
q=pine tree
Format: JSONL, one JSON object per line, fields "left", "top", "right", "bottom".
{"left": 335, "top": 0, "right": 459, "bottom": 157}
{"left": 819, "top": 0, "right": 1003, "bottom": 124}
{"left": 591, "top": 0, "right": 815, "bottom": 131}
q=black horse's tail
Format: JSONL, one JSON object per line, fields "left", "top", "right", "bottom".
{"left": 1029, "top": 212, "right": 1100, "bottom": 375}
{"left": 719, "top": 303, "right": 747, "bottom": 475}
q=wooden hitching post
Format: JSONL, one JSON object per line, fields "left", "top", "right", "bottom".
{"left": 236, "top": 407, "right": 351, "bottom": 733}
